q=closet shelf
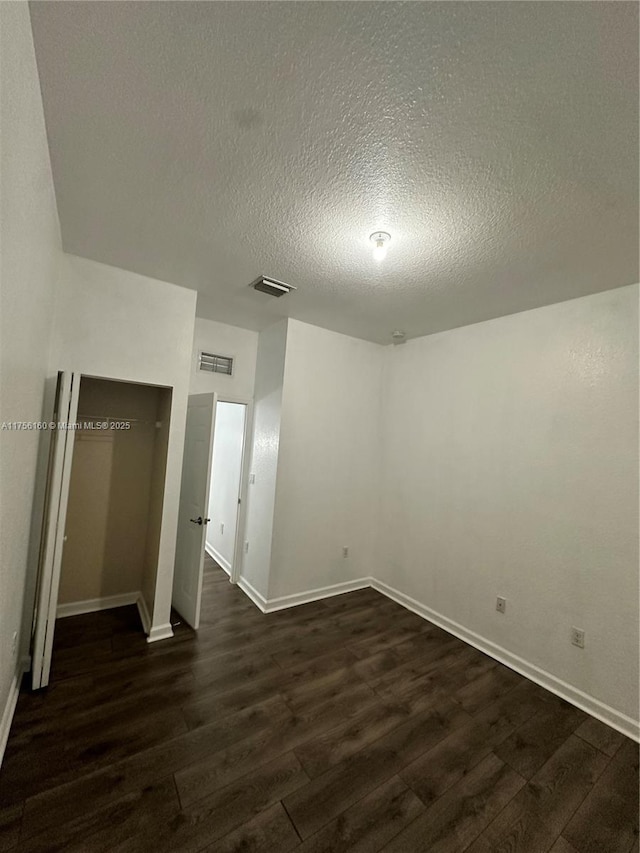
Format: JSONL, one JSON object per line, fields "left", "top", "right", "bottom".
{"left": 78, "top": 413, "right": 163, "bottom": 426}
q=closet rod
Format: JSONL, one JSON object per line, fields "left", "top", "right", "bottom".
{"left": 77, "top": 413, "right": 162, "bottom": 425}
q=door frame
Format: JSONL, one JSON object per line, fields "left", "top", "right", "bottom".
{"left": 172, "top": 392, "right": 218, "bottom": 630}
{"left": 205, "top": 395, "right": 253, "bottom": 585}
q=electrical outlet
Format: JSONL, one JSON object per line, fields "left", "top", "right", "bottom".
{"left": 571, "top": 627, "right": 585, "bottom": 648}
{"left": 220, "top": 522, "right": 224, "bottom": 535}
{"left": 342, "top": 546, "right": 349, "bottom": 558}
{"left": 496, "top": 596, "right": 506, "bottom": 614}
{"left": 11, "top": 631, "right": 17, "bottom": 658}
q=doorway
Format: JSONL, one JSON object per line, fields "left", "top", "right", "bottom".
{"left": 205, "top": 401, "right": 247, "bottom": 577}
{"left": 172, "top": 395, "right": 251, "bottom": 630}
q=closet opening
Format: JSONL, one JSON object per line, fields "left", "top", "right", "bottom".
{"left": 31, "top": 373, "right": 173, "bottom": 689}
{"left": 57, "top": 376, "right": 172, "bottom": 625}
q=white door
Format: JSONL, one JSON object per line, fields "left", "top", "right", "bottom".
{"left": 32, "top": 371, "right": 80, "bottom": 689}
{"left": 172, "top": 393, "right": 217, "bottom": 629}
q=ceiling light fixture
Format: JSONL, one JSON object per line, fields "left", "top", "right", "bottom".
{"left": 370, "top": 231, "right": 391, "bottom": 261}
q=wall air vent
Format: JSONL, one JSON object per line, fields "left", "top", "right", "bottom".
{"left": 250, "top": 275, "right": 297, "bottom": 298}
{"left": 199, "top": 352, "right": 233, "bottom": 375}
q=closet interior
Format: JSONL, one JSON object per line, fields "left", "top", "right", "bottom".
{"left": 57, "top": 377, "right": 172, "bottom": 633}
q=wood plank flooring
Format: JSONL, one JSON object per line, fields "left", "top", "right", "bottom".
{"left": 1, "top": 556, "right": 637, "bottom": 852}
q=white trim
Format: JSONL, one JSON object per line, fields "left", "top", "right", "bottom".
{"left": 205, "top": 542, "right": 231, "bottom": 575}
{"left": 238, "top": 577, "right": 373, "bottom": 613}
{"left": 146, "top": 623, "right": 174, "bottom": 643}
{"left": 263, "top": 578, "right": 374, "bottom": 613}
{"left": 371, "top": 578, "right": 640, "bottom": 743}
{"left": 1, "top": 671, "right": 20, "bottom": 766}
{"left": 136, "top": 594, "right": 151, "bottom": 634}
{"left": 228, "top": 399, "right": 252, "bottom": 585}
{"left": 237, "top": 576, "right": 268, "bottom": 612}
{"left": 1, "top": 659, "right": 28, "bottom": 767}
{"left": 56, "top": 592, "right": 140, "bottom": 619}
{"left": 237, "top": 575, "right": 373, "bottom": 614}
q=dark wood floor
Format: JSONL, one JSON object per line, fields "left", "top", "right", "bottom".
{"left": 1, "top": 556, "right": 638, "bottom": 853}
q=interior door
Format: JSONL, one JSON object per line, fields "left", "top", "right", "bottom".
{"left": 31, "top": 371, "right": 80, "bottom": 689}
{"left": 172, "top": 393, "right": 217, "bottom": 629}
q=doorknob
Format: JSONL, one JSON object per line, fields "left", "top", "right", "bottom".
{"left": 190, "top": 516, "right": 203, "bottom": 525}
{"left": 204, "top": 518, "right": 211, "bottom": 525}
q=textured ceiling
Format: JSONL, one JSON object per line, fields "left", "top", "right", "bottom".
{"left": 30, "top": 1, "right": 638, "bottom": 344}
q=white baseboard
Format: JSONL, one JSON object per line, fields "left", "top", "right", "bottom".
{"left": 146, "top": 623, "right": 174, "bottom": 643}
{"left": 237, "top": 576, "right": 268, "bottom": 612}
{"left": 264, "top": 578, "right": 374, "bottom": 613}
{"left": 56, "top": 592, "right": 140, "bottom": 619}
{"left": 205, "top": 542, "right": 231, "bottom": 575}
{"left": 371, "top": 578, "right": 640, "bottom": 743}
{"left": 1, "top": 659, "right": 28, "bottom": 767}
{"left": 238, "top": 575, "right": 373, "bottom": 613}
{"left": 54, "top": 591, "right": 167, "bottom": 646}
{"left": 136, "top": 594, "right": 151, "bottom": 635}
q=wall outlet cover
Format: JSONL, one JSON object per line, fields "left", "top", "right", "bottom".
{"left": 571, "top": 627, "right": 585, "bottom": 648}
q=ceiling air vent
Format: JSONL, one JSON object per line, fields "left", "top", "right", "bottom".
{"left": 250, "top": 275, "right": 297, "bottom": 298}
{"left": 199, "top": 351, "right": 233, "bottom": 375}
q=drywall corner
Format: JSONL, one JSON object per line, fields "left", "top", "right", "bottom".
{"left": 239, "top": 319, "right": 289, "bottom": 600}
{"left": 268, "top": 319, "right": 386, "bottom": 599}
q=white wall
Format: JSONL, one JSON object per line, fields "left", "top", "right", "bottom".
{"left": 206, "top": 402, "right": 247, "bottom": 572}
{"left": 269, "top": 320, "right": 384, "bottom": 599}
{"left": 240, "top": 320, "right": 288, "bottom": 598}
{"left": 49, "top": 253, "right": 197, "bottom": 637}
{"left": 380, "top": 284, "right": 639, "bottom": 726}
{"left": 190, "top": 317, "right": 257, "bottom": 399}
{"left": 0, "top": 3, "right": 62, "bottom": 754}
